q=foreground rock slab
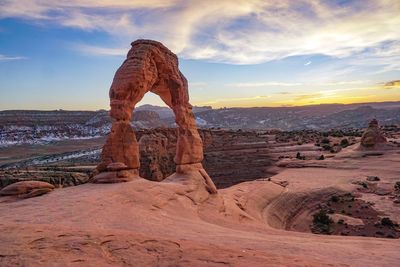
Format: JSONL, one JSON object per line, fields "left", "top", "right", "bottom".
{"left": 1, "top": 149, "right": 400, "bottom": 266}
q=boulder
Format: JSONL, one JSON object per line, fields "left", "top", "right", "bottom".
{"left": 0, "top": 181, "right": 54, "bottom": 198}
{"left": 359, "top": 119, "right": 387, "bottom": 150}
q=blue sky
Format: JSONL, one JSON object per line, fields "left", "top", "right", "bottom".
{"left": 0, "top": 0, "right": 399, "bottom": 110}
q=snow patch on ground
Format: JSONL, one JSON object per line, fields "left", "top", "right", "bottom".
{"left": 196, "top": 117, "right": 208, "bottom": 126}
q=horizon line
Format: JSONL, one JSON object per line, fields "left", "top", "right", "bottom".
{"left": 1, "top": 100, "right": 399, "bottom": 112}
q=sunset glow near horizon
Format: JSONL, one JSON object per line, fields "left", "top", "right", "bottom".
{"left": 0, "top": 0, "right": 399, "bottom": 110}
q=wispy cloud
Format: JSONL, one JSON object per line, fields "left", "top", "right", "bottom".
{"left": 227, "top": 81, "right": 302, "bottom": 87}
{"left": 226, "top": 80, "right": 370, "bottom": 88}
{"left": 384, "top": 80, "right": 400, "bottom": 89}
{"left": 294, "top": 93, "right": 323, "bottom": 101}
{"left": 304, "top": 61, "right": 312, "bottom": 66}
{"left": 189, "top": 82, "right": 208, "bottom": 88}
{"left": 347, "top": 41, "right": 400, "bottom": 73}
{"left": 0, "top": 0, "right": 399, "bottom": 66}
{"left": 73, "top": 44, "right": 127, "bottom": 56}
{"left": 199, "top": 95, "right": 270, "bottom": 105}
{"left": 319, "top": 80, "right": 370, "bottom": 86}
{"left": 0, "top": 54, "right": 27, "bottom": 61}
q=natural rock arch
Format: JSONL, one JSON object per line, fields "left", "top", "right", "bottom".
{"left": 93, "top": 40, "right": 215, "bottom": 192}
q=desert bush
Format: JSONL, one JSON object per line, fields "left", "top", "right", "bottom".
{"left": 340, "top": 138, "right": 349, "bottom": 147}
{"left": 296, "top": 152, "right": 305, "bottom": 160}
{"left": 394, "top": 181, "right": 400, "bottom": 192}
{"left": 381, "top": 217, "right": 398, "bottom": 227}
{"left": 366, "top": 176, "right": 380, "bottom": 181}
{"left": 321, "top": 138, "right": 330, "bottom": 144}
{"left": 322, "top": 144, "right": 332, "bottom": 151}
{"left": 330, "top": 195, "right": 339, "bottom": 203}
{"left": 312, "top": 209, "right": 333, "bottom": 234}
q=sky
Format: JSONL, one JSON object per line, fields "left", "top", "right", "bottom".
{"left": 0, "top": 0, "right": 399, "bottom": 110}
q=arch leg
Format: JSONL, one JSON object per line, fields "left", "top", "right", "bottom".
{"left": 93, "top": 81, "right": 148, "bottom": 183}
{"left": 152, "top": 75, "right": 204, "bottom": 170}
{"left": 153, "top": 76, "right": 217, "bottom": 193}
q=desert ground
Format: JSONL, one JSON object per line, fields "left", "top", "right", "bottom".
{"left": 0, "top": 127, "right": 399, "bottom": 266}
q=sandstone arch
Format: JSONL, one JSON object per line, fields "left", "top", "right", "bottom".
{"left": 93, "top": 40, "right": 213, "bottom": 190}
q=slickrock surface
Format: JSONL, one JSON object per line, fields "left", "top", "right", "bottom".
{"left": 1, "top": 147, "right": 400, "bottom": 266}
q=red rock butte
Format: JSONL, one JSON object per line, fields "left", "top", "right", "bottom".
{"left": 92, "top": 39, "right": 217, "bottom": 193}
{"left": 359, "top": 118, "right": 388, "bottom": 150}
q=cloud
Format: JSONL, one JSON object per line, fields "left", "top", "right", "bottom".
{"left": 0, "top": 0, "right": 399, "bottom": 66}
{"left": 0, "top": 54, "right": 27, "bottom": 61}
{"left": 304, "top": 61, "right": 312, "bottom": 66}
{"left": 200, "top": 95, "right": 270, "bottom": 105}
{"left": 189, "top": 82, "right": 208, "bottom": 88}
{"left": 227, "top": 81, "right": 302, "bottom": 87}
{"left": 74, "top": 44, "right": 127, "bottom": 56}
{"left": 226, "top": 80, "right": 370, "bottom": 88}
{"left": 384, "top": 80, "right": 400, "bottom": 88}
{"left": 346, "top": 41, "right": 400, "bottom": 73}
{"left": 319, "top": 80, "right": 370, "bottom": 86}
{"left": 294, "top": 93, "right": 323, "bottom": 101}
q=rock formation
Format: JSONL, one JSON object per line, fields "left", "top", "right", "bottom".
{"left": 0, "top": 181, "right": 54, "bottom": 198}
{"left": 0, "top": 170, "right": 89, "bottom": 188}
{"left": 138, "top": 132, "right": 174, "bottom": 181}
{"left": 93, "top": 40, "right": 216, "bottom": 192}
{"left": 359, "top": 119, "right": 387, "bottom": 149}
{"left": 132, "top": 110, "right": 166, "bottom": 129}
{"left": 135, "top": 128, "right": 275, "bottom": 188}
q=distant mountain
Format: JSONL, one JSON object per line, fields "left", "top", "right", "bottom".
{"left": 316, "top": 106, "right": 400, "bottom": 129}
{"left": 136, "top": 105, "right": 173, "bottom": 118}
{"left": 0, "top": 110, "right": 101, "bottom": 126}
{"left": 136, "top": 104, "right": 212, "bottom": 118}
{"left": 194, "top": 104, "right": 400, "bottom": 130}
{"left": 132, "top": 110, "right": 166, "bottom": 129}
{"left": 0, "top": 102, "right": 399, "bottom": 146}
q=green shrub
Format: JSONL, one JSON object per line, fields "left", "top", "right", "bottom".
{"left": 330, "top": 195, "right": 339, "bottom": 203}
{"left": 381, "top": 217, "right": 396, "bottom": 227}
{"left": 312, "top": 209, "right": 333, "bottom": 234}
{"left": 340, "top": 138, "right": 349, "bottom": 148}
{"left": 321, "top": 138, "right": 330, "bottom": 144}
{"left": 394, "top": 181, "right": 400, "bottom": 192}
